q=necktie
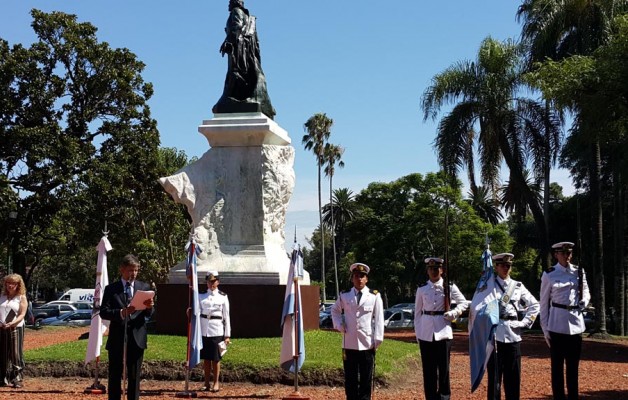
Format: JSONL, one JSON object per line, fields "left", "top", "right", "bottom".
{"left": 356, "top": 289, "right": 362, "bottom": 305}
{"left": 125, "top": 282, "right": 132, "bottom": 305}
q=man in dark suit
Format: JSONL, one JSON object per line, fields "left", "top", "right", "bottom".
{"left": 101, "top": 254, "right": 154, "bottom": 400}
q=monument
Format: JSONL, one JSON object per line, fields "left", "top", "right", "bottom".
{"left": 157, "top": 0, "right": 317, "bottom": 338}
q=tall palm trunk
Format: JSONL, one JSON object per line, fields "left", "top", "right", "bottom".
{"left": 330, "top": 177, "right": 339, "bottom": 300}
{"left": 612, "top": 156, "right": 625, "bottom": 335}
{"left": 318, "top": 164, "right": 326, "bottom": 303}
{"left": 542, "top": 100, "right": 553, "bottom": 269}
{"left": 590, "top": 140, "right": 607, "bottom": 334}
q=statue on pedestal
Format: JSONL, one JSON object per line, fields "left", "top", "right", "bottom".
{"left": 213, "top": 0, "right": 276, "bottom": 119}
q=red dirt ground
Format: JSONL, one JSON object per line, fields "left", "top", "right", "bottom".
{"left": 2, "top": 327, "right": 627, "bottom": 399}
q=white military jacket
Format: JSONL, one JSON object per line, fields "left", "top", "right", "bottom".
{"left": 494, "top": 276, "right": 540, "bottom": 343}
{"left": 414, "top": 278, "right": 468, "bottom": 342}
{"left": 331, "top": 286, "right": 384, "bottom": 351}
{"left": 540, "top": 262, "right": 591, "bottom": 335}
{"left": 199, "top": 289, "right": 231, "bottom": 338}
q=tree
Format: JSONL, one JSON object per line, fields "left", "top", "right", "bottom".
{"left": 421, "top": 37, "right": 555, "bottom": 267}
{"left": 465, "top": 185, "right": 503, "bottom": 225}
{"left": 518, "top": 0, "right": 628, "bottom": 336}
{"left": 323, "top": 143, "right": 345, "bottom": 300}
{"left": 302, "top": 113, "right": 333, "bottom": 301}
{"left": 0, "top": 10, "right": 164, "bottom": 287}
{"left": 322, "top": 187, "right": 356, "bottom": 262}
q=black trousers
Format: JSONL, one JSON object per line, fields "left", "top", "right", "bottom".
{"left": 549, "top": 331, "right": 582, "bottom": 400}
{"left": 487, "top": 341, "right": 521, "bottom": 400}
{"left": 419, "top": 338, "right": 452, "bottom": 400}
{"left": 343, "top": 348, "right": 375, "bottom": 400}
{"left": 108, "top": 333, "right": 145, "bottom": 400}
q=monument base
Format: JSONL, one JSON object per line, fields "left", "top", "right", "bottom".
{"left": 156, "top": 283, "right": 319, "bottom": 338}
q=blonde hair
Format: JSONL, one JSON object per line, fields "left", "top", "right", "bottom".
{"left": 2, "top": 273, "right": 26, "bottom": 296}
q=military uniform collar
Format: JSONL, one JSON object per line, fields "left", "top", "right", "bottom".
{"left": 429, "top": 278, "right": 444, "bottom": 288}
{"left": 496, "top": 276, "right": 512, "bottom": 285}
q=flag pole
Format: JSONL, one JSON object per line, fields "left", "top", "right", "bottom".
{"left": 84, "top": 222, "right": 109, "bottom": 394}
{"left": 176, "top": 239, "right": 198, "bottom": 399}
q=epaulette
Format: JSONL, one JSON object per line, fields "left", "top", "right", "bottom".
{"left": 516, "top": 282, "right": 522, "bottom": 287}
{"left": 370, "top": 289, "right": 379, "bottom": 295}
{"left": 547, "top": 266, "right": 555, "bottom": 273}
{"left": 341, "top": 289, "right": 352, "bottom": 294}
{"left": 218, "top": 290, "right": 226, "bottom": 296}
{"left": 419, "top": 281, "right": 428, "bottom": 287}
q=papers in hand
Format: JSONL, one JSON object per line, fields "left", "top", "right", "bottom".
{"left": 129, "top": 290, "right": 155, "bottom": 310}
{"left": 218, "top": 340, "right": 228, "bottom": 357}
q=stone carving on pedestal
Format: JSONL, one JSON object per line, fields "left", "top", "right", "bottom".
{"left": 159, "top": 113, "right": 308, "bottom": 285}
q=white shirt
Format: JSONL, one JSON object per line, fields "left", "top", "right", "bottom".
{"left": 0, "top": 294, "right": 24, "bottom": 328}
{"left": 494, "top": 276, "right": 540, "bottom": 343}
{"left": 331, "top": 286, "right": 384, "bottom": 351}
{"left": 199, "top": 289, "right": 231, "bottom": 338}
{"left": 540, "top": 262, "right": 591, "bottom": 335}
{"left": 414, "top": 279, "right": 468, "bottom": 342}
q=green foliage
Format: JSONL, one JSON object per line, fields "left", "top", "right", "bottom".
{"left": 0, "top": 10, "right": 190, "bottom": 292}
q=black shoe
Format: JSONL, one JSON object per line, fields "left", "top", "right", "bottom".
{"left": 12, "top": 381, "right": 23, "bottom": 388}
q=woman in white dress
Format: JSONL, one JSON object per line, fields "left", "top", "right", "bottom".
{"left": 0, "top": 273, "right": 28, "bottom": 388}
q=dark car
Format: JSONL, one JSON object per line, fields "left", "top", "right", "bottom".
{"left": 32, "top": 304, "right": 77, "bottom": 327}
{"left": 40, "top": 310, "right": 93, "bottom": 327}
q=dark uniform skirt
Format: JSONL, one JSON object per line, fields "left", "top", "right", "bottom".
{"left": 200, "top": 336, "right": 224, "bottom": 361}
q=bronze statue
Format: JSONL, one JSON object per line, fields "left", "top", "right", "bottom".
{"left": 213, "top": 0, "right": 276, "bottom": 119}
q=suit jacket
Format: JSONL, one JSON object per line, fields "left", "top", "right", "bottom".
{"left": 100, "top": 280, "right": 153, "bottom": 350}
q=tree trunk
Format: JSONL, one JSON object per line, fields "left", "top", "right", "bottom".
{"left": 612, "top": 155, "right": 624, "bottom": 335}
{"left": 590, "top": 140, "right": 607, "bottom": 334}
{"left": 542, "top": 100, "right": 552, "bottom": 269}
{"left": 318, "top": 165, "right": 326, "bottom": 303}
{"left": 330, "top": 176, "right": 339, "bottom": 300}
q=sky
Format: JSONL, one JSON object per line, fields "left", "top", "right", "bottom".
{"left": 1, "top": 1, "right": 576, "bottom": 248}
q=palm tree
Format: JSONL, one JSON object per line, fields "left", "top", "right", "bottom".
{"left": 516, "top": 0, "right": 626, "bottom": 335}
{"left": 323, "top": 143, "right": 345, "bottom": 299}
{"left": 499, "top": 169, "right": 542, "bottom": 222}
{"left": 421, "top": 37, "right": 552, "bottom": 260}
{"left": 302, "top": 113, "right": 333, "bottom": 302}
{"left": 322, "top": 188, "right": 356, "bottom": 262}
{"left": 465, "top": 185, "right": 503, "bottom": 225}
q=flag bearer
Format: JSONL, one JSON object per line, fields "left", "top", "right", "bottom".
{"left": 414, "top": 257, "right": 468, "bottom": 400}
{"left": 487, "top": 253, "right": 539, "bottom": 400}
{"left": 540, "top": 242, "right": 590, "bottom": 400}
{"left": 331, "top": 263, "right": 384, "bottom": 400}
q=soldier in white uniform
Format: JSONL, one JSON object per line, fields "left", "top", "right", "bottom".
{"left": 414, "top": 257, "right": 468, "bottom": 400}
{"left": 331, "top": 263, "right": 384, "bottom": 400}
{"left": 198, "top": 271, "right": 231, "bottom": 392}
{"left": 540, "top": 242, "right": 590, "bottom": 400}
{"left": 487, "top": 253, "right": 539, "bottom": 400}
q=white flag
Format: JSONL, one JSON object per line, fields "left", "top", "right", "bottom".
{"left": 85, "top": 236, "right": 111, "bottom": 364}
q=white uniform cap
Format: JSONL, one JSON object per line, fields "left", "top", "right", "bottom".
{"left": 424, "top": 257, "right": 444, "bottom": 267}
{"left": 552, "top": 242, "right": 575, "bottom": 252}
{"left": 492, "top": 253, "right": 514, "bottom": 264}
{"left": 350, "top": 263, "right": 370, "bottom": 275}
{"left": 206, "top": 271, "right": 220, "bottom": 281}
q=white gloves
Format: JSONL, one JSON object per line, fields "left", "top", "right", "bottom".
{"left": 506, "top": 320, "right": 526, "bottom": 329}
{"left": 443, "top": 311, "right": 457, "bottom": 322}
{"left": 579, "top": 300, "right": 587, "bottom": 311}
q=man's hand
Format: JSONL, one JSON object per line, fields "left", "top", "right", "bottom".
{"left": 143, "top": 298, "right": 154, "bottom": 309}
{"left": 543, "top": 331, "right": 551, "bottom": 348}
{"left": 122, "top": 306, "right": 136, "bottom": 318}
{"left": 443, "top": 311, "right": 457, "bottom": 322}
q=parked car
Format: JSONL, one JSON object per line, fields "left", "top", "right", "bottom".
{"left": 40, "top": 310, "right": 93, "bottom": 327}
{"left": 319, "top": 312, "right": 333, "bottom": 329}
{"left": 384, "top": 309, "right": 414, "bottom": 330}
{"left": 388, "top": 302, "right": 415, "bottom": 311}
{"left": 32, "top": 304, "right": 78, "bottom": 327}
{"left": 43, "top": 300, "right": 92, "bottom": 309}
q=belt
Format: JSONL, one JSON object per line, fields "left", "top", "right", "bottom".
{"left": 500, "top": 316, "right": 518, "bottom": 321}
{"left": 551, "top": 302, "right": 580, "bottom": 310}
{"left": 423, "top": 311, "right": 445, "bottom": 316}
{"left": 200, "top": 314, "right": 223, "bottom": 320}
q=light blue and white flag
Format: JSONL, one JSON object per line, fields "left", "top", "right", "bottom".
{"left": 280, "top": 243, "right": 305, "bottom": 372}
{"left": 469, "top": 245, "right": 499, "bottom": 392}
{"left": 185, "top": 239, "right": 203, "bottom": 368}
{"left": 85, "top": 235, "right": 111, "bottom": 364}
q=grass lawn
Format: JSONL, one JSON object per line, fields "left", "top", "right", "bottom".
{"left": 25, "top": 329, "right": 418, "bottom": 380}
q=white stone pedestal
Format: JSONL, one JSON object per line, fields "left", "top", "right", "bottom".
{"left": 159, "top": 113, "right": 309, "bottom": 285}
